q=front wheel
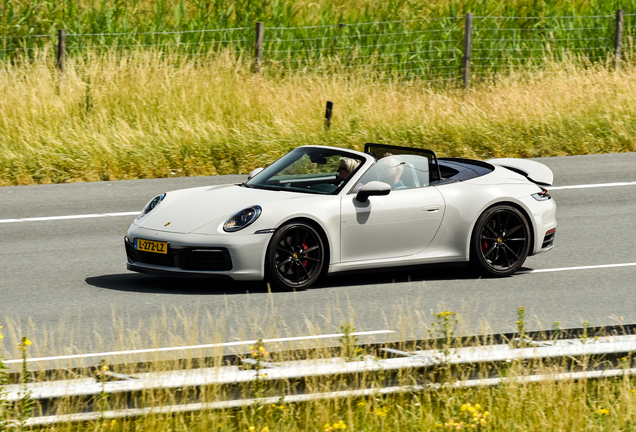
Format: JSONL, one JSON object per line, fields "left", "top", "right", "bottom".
{"left": 470, "top": 205, "right": 531, "bottom": 277}
{"left": 266, "top": 222, "right": 325, "bottom": 291}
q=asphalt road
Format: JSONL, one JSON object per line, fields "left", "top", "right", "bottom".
{"left": 1, "top": 153, "right": 635, "bottom": 359}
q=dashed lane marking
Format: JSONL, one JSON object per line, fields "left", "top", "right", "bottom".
{"left": 519, "top": 262, "right": 636, "bottom": 274}
{"left": 0, "top": 181, "right": 634, "bottom": 224}
{"left": 0, "top": 212, "right": 140, "bottom": 223}
{"left": 3, "top": 330, "right": 395, "bottom": 364}
{"left": 549, "top": 181, "right": 636, "bottom": 190}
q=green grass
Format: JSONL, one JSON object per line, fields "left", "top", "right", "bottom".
{"left": 2, "top": 0, "right": 636, "bottom": 80}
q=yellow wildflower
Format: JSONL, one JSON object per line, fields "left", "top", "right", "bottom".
{"left": 249, "top": 427, "right": 256, "bottom": 432}
{"left": 325, "top": 421, "right": 345, "bottom": 430}
{"left": 18, "top": 337, "right": 32, "bottom": 350}
{"left": 373, "top": 407, "right": 389, "bottom": 417}
{"left": 597, "top": 408, "right": 609, "bottom": 415}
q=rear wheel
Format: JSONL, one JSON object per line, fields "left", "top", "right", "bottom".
{"left": 266, "top": 222, "right": 325, "bottom": 291}
{"left": 470, "top": 205, "right": 531, "bottom": 277}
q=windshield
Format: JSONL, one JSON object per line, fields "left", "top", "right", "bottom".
{"left": 245, "top": 147, "right": 365, "bottom": 195}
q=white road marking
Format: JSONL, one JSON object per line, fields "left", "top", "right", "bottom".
{"left": 549, "top": 181, "right": 636, "bottom": 190}
{"left": 519, "top": 262, "right": 636, "bottom": 274}
{"left": 0, "top": 211, "right": 139, "bottom": 224}
{"left": 0, "top": 181, "right": 633, "bottom": 224}
{"left": 3, "top": 330, "right": 395, "bottom": 364}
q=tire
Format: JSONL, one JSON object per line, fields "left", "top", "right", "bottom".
{"left": 470, "top": 205, "right": 531, "bottom": 277}
{"left": 266, "top": 222, "right": 325, "bottom": 291}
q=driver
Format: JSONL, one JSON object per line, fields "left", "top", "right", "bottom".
{"left": 336, "top": 157, "right": 361, "bottom": 184}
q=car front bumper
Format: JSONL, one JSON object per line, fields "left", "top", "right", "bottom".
{"left": 124, "top": 225, "right": 272, "bottom": 281}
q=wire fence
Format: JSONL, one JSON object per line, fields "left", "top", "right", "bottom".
{"left": 1, "top": 11, "right": 634, "bottom": 85}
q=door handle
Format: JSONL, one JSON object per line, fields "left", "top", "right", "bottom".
{"left": 424, "top": 205, "right": 440, "bottom": 212}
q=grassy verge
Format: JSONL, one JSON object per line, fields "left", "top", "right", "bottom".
{"left": 1, "top": 309, "right": 636, "bottom": 431}
{"left": 1, "top": 53, "right": 636, "bottom": 186}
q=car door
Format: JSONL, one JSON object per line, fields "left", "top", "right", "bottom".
{"left": 339, "top": 155, "right": 445, "bottom": 263}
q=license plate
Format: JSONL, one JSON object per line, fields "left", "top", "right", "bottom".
{"left": 135, "top": 238, "right": 168, "bottom": 254}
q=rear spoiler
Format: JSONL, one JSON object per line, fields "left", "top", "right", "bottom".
{"left": 486, "top": 158, "right": 553, "bottom": 186}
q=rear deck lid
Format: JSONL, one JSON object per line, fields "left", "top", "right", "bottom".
{"left": 486, "top": 158, "right": 553, "bottom": 186}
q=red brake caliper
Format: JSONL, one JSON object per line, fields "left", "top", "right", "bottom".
{"left": 302, "top": 242, "right": 308, "bottom": 267}
{"left": 481, "top": 239, "right": 489, "bottom": 253}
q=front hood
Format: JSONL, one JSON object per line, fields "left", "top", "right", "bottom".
{"left": 135, "top": 184, "right": 299, "bottom": 234}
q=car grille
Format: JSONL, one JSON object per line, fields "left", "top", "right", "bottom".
{"left": 181, "top": 250, "right": 232, "bottom": 271}
{"left": 542, "top": 230, "right": 556, "bottom": 249}
{"left": 125, "top": 239, "right": 232, "bottom": 271}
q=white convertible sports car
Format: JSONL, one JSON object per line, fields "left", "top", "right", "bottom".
{"left": 124, "top": 143, "right": 556, "bottom": 290}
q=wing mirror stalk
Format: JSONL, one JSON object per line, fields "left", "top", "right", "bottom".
{"left": 356, "top": 181, "right": 391, "bottom": 202}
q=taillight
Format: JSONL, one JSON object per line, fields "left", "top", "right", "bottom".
{"left": 532, "top": 187, "right": 552, "bottom": 201}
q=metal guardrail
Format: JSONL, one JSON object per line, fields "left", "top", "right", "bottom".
{"left": 3, "top": 331, "right": 636, "bottom": 426}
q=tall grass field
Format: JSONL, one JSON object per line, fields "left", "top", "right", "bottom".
{"left": 1, "top": 1, "right": 636, "bottom": 185}
{"left": 0, "top": 52, "right": 635, "bottom": 185}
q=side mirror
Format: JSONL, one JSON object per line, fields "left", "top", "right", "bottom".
{"left": 356, "top": 181, "right": 391, "bottom": 202}
{"left": 247, "top": 167, "right": 264, "bottom": 180}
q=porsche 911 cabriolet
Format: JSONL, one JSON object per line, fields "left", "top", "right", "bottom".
{"left": 124, "top": 143, "right": 556, "bottom": 290}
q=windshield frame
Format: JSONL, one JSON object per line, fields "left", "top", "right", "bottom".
{"left": 245, "top": 146, "right": 368, "bottom": 195}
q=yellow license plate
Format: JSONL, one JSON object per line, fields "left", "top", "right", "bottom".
{"left": 135, "top": 238, "right": 168, "bottom": 254}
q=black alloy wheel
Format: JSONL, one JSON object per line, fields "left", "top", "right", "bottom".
{"left": 266, "top": 222, "right": 325, "bottom": 291}
{"left": 470, "top": 205, "right": 531, "bottom": 277}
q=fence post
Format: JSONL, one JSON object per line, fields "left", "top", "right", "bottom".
{"left": 462, "top": 13, "right": 473, "bottom": 90}
{"left": 57, "top": 29, "right": 66, "bottom": 73}
{"left": 614, "top": 9, "right": 624, "bottom": 71}
{"left": 254, "top": 22, "right": 264, "bottom": 73}
{"left": 324, "top": 101, "right": 333, "bottom": 130}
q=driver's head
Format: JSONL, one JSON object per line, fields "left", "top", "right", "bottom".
{"left": 377, "top": 155, "right": 404, "bottom": 186}
{"left": 337, "top": 157, "right": 360, "bottom": 180}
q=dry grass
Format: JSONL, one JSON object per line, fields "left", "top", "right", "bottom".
{"left": 1, "top": 52, "right": 635, "bottom": 186}
{"left": 1, "top": 301, "right": 636, "bottom": 431}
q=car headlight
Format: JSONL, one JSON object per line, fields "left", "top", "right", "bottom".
{"left": 139, "top": 193, "right": 166, "bottom": 218}
{"left": 224, "top": 206, "right": 262, "bottom": 232}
